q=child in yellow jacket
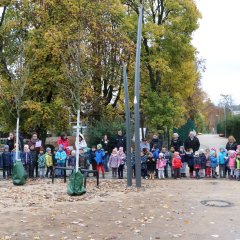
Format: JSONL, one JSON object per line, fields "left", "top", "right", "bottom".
{"left": 45, "top": 147, "right": 53, "bottom": 178}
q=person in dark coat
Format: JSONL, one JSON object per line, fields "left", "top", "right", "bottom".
{"left": 226, "top": 136, "right": 237, "bottom": 151}
{"left": 6, "top": 132, "right": 15, "bottom": 152}
{"left": 101, "top": 135, "right": 111, "bottom": 172}
{"left": 170, "top": 133, "right": 183, "bottom": 152}
{"left": 184, "top": 131, "right": 200, "bottom": 153}
{"left": 114, "top": 130, "right": 126, "bottom": 151}
{"left": 150, "top": 134, "right": 162, "bottom": 152}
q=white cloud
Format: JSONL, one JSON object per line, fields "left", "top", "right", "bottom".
{"left": 192, "top": 0, "right": 240, "bottom": 105}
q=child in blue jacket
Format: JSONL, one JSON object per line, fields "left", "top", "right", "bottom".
{"left": 95, "top": 144, "right": 105, "bottom": 178}
{"left": 210, "top": 150, "right": 218, "bottom": 178}
{"left": 55, "top": 144, "right": 67, "bottom": 177}
{"left": 218, "top": 146, "right": 227, "bottom": 178}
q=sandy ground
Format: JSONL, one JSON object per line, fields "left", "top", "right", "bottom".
{"left": 0, "top": 176, "right": 240, "bottom": 240}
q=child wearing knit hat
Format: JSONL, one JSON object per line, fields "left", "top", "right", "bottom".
{"left": 45, "top": 147, "right": 53, "bottom": 178}
{"left": 2, "top": 145, "right": 12, "bottom": 178}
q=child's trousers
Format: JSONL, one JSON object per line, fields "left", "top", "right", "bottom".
{"left": 112, "top": 167, "right": 117, "bottom": 177}
{"left": 97, "top": 164, "right": 105, "bottom": 175}
{"left": 206, "top": 167, "right": 211, "bottom": 176}
{"left": 158, "top": 169, "right": 164, "bottom": 179}
{"left": 219, "top": 164, "right": 226, "bottom": 178}
{"left": 39, "top": 168, "right": 45, "bottom": 178}
{"left": 236, "top": 169, "right": 240, "bottom": 179}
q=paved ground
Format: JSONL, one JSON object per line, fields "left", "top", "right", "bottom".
{"left": 198, "top": 134, "right": 227, "bottom": 150}
{"left": 0, "top": 134, "right": 239, "bottom": 240}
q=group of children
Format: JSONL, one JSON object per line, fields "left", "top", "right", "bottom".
{"left": 126, "top": 144, "right": 240, "bottom": 180}
{"left": 1, "top": 144, "right": 54, "bottom": 178}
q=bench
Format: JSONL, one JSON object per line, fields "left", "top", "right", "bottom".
{"left": 52, "top": 166, "right": 99, "bottom": 188}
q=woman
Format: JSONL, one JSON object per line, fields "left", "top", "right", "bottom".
{"left": 101, "top": 135, "right": 110, "bottom": 172}
{"left": 78, "top": 133, "right": 87, "bottom": 150}
{"left": 170, "top": 133, "right": 183, "bottom": 152}
{"left": 226, "top": 136, "right": 237, "bottom": 151}
{"left": 57, "top": 132, "right": 70, "bottom": 156}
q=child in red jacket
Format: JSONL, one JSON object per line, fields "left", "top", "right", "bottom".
{"left": 172, "top": 152, "right": 182, "bottom": 179}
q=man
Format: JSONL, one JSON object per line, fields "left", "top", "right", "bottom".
{"left": 114, "top": 130, "right": 126, "bottom": 151}
{"left": 184, "top": 131, "right": 200, "bottom": 153}
{"left": 140, "top": 138, "right": 150, "bottom": 151}
{"left": 150, "top": 134, "right": 162, "bottom": 152}
{"left": 170, "top": 133, "right": 183, "bottom": 152}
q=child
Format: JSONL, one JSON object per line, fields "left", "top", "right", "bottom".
{"left": 236, "top": 145, "right": 240, "bottom": 153}
{"left": 218, "top": 146, "right": 227, "bottom": 178}
{"left": 131, "top": 148, "right": 135, "bottom": 178}
{"left": 152, "top": 144, "right": 160, "bottom": 177}
{"left": 236, "top": 152, "right": 240, "bottom": 181}
{"left": 228, "top": 150, "right": 236, "bottom": 179}
{"left": 146, "top": 151, "right": 155, "bottom": 180}
{"left": 169, "top": 146, "right": 175, "bottom": 177}
{"left": 210, "top": 150, "right": 218, "bottom": 178}
{"left": 79, "top": 148, "right": 89, "bottom": 169}
{"left": 186, "top": 148, "right": 194, "bottom": 178}
{"left": 68, "top": 150, "right": 76, "bottom": 168}
{"left": 53, "top": 149, "right": 57, "bottom": 166}
{"left": 141, "top": 151, "right": 147, "bottom": 179}
{"left": 21, "top": 145, "right": 33, "bottom": 178}
{"left": 90, "top": 146, "right": 97, "bottom": 175}
{"left": 2, "top": 145, "right": 12, "bottom": 178}
{"left": 45, "top": 147, "right": 53, "bottom": 178}
{"left": 161, "top": 146, "right": 171, "bottom": 178}
{"left": 199, "top": 149, "right": 206, "bottom": 178}
{"left": 194, "top": 151, "right": 201, "bottom": 179}
{"left": 109, "top": 148, "right": 120, "bottom": 178}
{"left": 55, "top": 144, "right": 67, "bottom": 177}
{"left": 11, "top": 143, "right": 21, "bottom": 164}
{"left": 179, "top": 146, "right": 187, "bottom": 177}
{"left": 38, "top": 147, "right": 46, "bottom": 178}
{"left": 118, "top": 147, "right": 126, "bottom": 179}
{"left": 95, "top": 144, "right": 105, "bottom": 178}
{"left": 172, "top": 152, "right": 182, "bottom": 179}
{"left": 205, "top": 148, "right": 211, "bottom": 177}
{"left": 156, "top": 153, "right": 166, "bottom": 179}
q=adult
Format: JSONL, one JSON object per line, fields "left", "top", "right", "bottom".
{"left": 184, "top": 131, "right": 200, "bottom": 153}
{"left": 6, "top": 131, "right": 24, "bottom": 152}
{"left": 78, "top": 133, "right": 87, "bottom": 150}
{"left": 226, "top": 135, "right": 237, "bottom": 151}
{"left": 6, "top": 132, "right": 15, "bottom": 152}
{"left": 140, "top": 138, "right": 150, "bottom": 151}
{"left": 170, "top": 133, "right": 183, "bottom": 152}
{"left": 150, "top": 134, "right": 162, "bottom": 151}
{"left": 28, "top": 132, "right": 41, "bottom": 177}
{"left": 101, "top": 134, "right": 110, "bottom": 172}
{"left": 114, "top": 130, "right": 126, "bottom": 151}
{"left": 57, "top": 132, "right": 70, "bottom": 155}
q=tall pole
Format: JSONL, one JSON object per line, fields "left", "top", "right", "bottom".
{"left": 134, "top": 5, "right": 143, "bottom": 188}
{"left": 224, "top": 105, "right": 227, "bottom": 137}
{"left": 15, "top": 117, "right": 19, "bottom": 161}
{"left": 75, "top": 109, "right": 80, "bottom": 172}
{"left": 123, "top": 63, "right": 132, "bottom": 187}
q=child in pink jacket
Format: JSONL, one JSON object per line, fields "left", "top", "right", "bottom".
{"left": 108, "top": 148, "right": 121, "bottom": 178}
{"left": 156, "top": 153, "right": 166, "bottom": 179}
{"left": 228, "top": 150, "right": 236, "bottom": 179}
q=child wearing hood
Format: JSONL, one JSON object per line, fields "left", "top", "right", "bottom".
{"left": 228, "top": 150, "right": 236, "bottom": 179}
{"left": 218, "top": 146, "right": 227, "bottom": 178}
{"left": 45, "top": 147, "right": 53, "bottom": 178}
{"left": 118, "top": 147, "right": 126, "bottom": 179}
{"left": 146, "top": 151, "right": 155, "bottom": 180}
{"left": 194, "top": 151, "right": 201, "bottom": 179}
{"left": 172, "top": 152, "right": 182, "bottom": 179}
{"left": 179, "top": 146, "right": 187, "bottom": 177}
{"left": 210, "top": 150, "right": 218, "bottom": 178}
{"left": 186, "top": 148, "right": 194, "bottom": 178}
{"left": 95, "top": 144, "right": 105, "bottom": 178}
{"left": 109, "top": 148, "right": 121, "bottom": 178}
{"left": 2, "top": 145, "right": 12, "bottom": 178}
{"left": 21, "top": 145, "right": 33, "bottom": 178}
{"left": 156, "top": 153, "right": 166, "bottom": 179}
{"left": 161, "top": 146, "right": 171, "bottom": 178}
{"left": 205, "top": 148, "right": 211, "bottom": 177}
{"left": 55, "top": 144, "right": 67, "bottom": 177}
{"left": 38, "top": 147, "right": 46, "bottom": 178}
{"left": 199, "top": 149, "right": 206, "bottom": 178}
{"left": 236, "top": 152, "right": 240, "bottom": 180}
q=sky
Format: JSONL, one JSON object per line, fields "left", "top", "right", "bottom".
{"left": 192, "top": 0, "right": 240, "bottom": 105}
